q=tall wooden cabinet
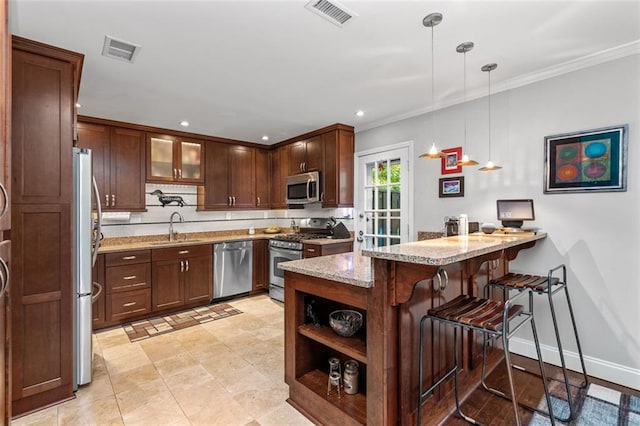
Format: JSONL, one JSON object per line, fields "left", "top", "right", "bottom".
{"left": 11, "top": 36, "right": 83, "bottom": 416}
{"left": 77, "top": 122, "right": 146, "bottom": 211}
{"left": 0, "top": 1, "right": 11, "bottom": 421}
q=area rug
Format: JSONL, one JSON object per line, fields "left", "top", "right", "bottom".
{"left": 122, "top": 303, "right": 242, "bottom": 342}
{"left": 529, "top": 382, "right": 640, "bottom": 425}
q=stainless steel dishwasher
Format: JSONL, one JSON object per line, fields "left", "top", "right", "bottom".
{"left": 213, "top": 240, "right": 253, "bottom": 299}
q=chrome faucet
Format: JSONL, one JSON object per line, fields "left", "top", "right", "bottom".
{"left": 169, "top": 211, "right": 184, "bottom": 241}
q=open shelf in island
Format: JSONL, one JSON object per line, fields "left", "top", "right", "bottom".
{"left": 297, "top": 323, "right": 366, "bottom": 364}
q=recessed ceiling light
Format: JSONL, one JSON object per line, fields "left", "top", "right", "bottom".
{"left": 76, "top": 103, "right": 81, "bottom": 108}
{"left": 179, "top": 120, "right": 189, "bottom": 127}
{"left": 355, "top": 110, "right": 364, "bottom": 117}
{"left": 261, "top": 135, "right": 269, "bottom": 141}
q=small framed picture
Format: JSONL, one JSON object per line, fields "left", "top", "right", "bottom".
{"left": 439, "top": 176, "right": 464, "bottom": 198}
{"left": 441, "top": 147, "right": 462, "bottom": 175}
{"left": 544, "top": 124, "right": 628, "bottom": 194}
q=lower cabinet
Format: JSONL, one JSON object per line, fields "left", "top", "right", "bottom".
{"left": 92, "top": 254, "right": 106, "bottom": 328}
{"left": 303, "top": 240, "right": 353, "bottom": 259}
{"left": 105, "top": 250, "right": 152, "bottom": 324}
{"left": 252, "top": 239, "right": 268, "bottom": 293}
{"left": 152, "top": 244, "right": 212, "bottom": 312}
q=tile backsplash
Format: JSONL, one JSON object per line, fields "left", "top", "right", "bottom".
{"left": 100, "top": 184, "right": 354, "bottom": 238}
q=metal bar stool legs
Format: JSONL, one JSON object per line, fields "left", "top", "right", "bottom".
{"left": 417, "top": 290, "right": 555, "bottom": 426}
{"left": 485, "top": 264, "right": 589, "bottom": 422}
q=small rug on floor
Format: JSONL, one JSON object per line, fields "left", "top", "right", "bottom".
{"left": 122, "top": 303, "right": 242, "bottom": 342}
{"left": 529, "top": 382, "right": 640, "bottom": 425}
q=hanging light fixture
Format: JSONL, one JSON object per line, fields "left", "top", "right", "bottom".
{"left": 418, "top": 12, "right": 445, "bottom": 159}
{"left": 478, "top": 63, "right": 502, "bottom": 171}
{"left": 456, "top": 41, "right": 479, "bottom": 166}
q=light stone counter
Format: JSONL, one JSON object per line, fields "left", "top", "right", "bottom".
{"left": 361, "top": 231, "right": 546, "bottom": 265}
{"left": 279, "top": 252, "right": 373, "bottom": 288}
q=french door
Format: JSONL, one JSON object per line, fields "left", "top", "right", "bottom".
{"left": 354, "top": 143, "right": 412, "bottom": 250}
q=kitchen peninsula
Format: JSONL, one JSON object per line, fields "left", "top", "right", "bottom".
{"left": 281, "top": 232, "right": 546, "bottom": 425}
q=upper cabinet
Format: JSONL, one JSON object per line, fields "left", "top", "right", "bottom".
{"left": 321, "top": 128, "right": 354, "bottom": 208}
{"left": 288, "top": 135, "right": 322, "bottom": 174}
{"left": 77, "top": 122, "right": 146, "bottom": 211}
{"left": 200, "top": 142, "right": 257, "bottom": 210}
{"left": 270, "top": 145, "right": 289, "bottom": 209}
{"left": 147, "top": 133, "right": 204, "bottom": 184}
{"left": 255, "top": 148, "right": 270, "bottom": 209}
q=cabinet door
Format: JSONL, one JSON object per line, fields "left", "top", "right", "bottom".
{"left": 151, "top": 259, "right": 183, "bottom": 311}
{"left": 0, "top": 240, "right": 10, "bottom": 423}
{"left": 321, "top": 131, "right": 338, "bottom": 207}
{"left": 255, "top": 149, "right": 270, "bottom": 209}
{"left": 322, "top": 129, "right": 354, "bottom": 208}
{"left": 110, "top": 127, "right": 145, "bottom": 210}
{"left": 12, "top": 49, "right": 73, "bottom": 205}
{"left": 183, "top": 255, "right": 212, "bottom": 304}
{"left": 288, "top": 141, "right": 306, "bottom": 175}
{"left": 304, "top": 135, "right": 323, "bottom": 172}
{"left": 252, "top": 239, "right": 268, "bottom": 292}
{"left": 229, "top": 145, "right": 255, "bottom": 209}
{"left": 178, "top": 139, "right": 204, "bottom": 183}
{"left": 271, "top": 145, "right": 289, "bottom": 209}
{"left": 202, "top": 142, "right": 231, "bottom": 209}
{"left": 0, "top": 1, "right": 9, "bottom": 234}
{"left": 92, "top": 254, "right": 106, "bottom": 329}
{"left": 76, "top": 122, "right": 110, "bottom": 210}
{"left": 147, "top": 134, "right": 176, "bottom": 182}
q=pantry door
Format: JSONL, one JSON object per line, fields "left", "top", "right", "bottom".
{"left": 354, "top": 142, "right": 412, "bottom": 251}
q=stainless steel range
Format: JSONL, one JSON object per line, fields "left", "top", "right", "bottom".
{"left": 268, "top": 218, "right": 334, "bottom": 302}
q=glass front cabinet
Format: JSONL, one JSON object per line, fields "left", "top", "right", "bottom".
{"left": 147, "top": 133, "right": 204, "bottom": 184}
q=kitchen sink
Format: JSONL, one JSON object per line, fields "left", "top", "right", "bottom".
{"left": 149, "top": 239, "right": 204, "bottom": 246}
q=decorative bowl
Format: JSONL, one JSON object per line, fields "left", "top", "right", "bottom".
{"left": 481, "top": 223, "right": 496, "bottom": 234}
{"left": 329, "top": 310, "right": 363, "bottom": 337}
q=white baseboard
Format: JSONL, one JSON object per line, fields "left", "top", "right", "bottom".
{"left": 509, "top": 337, "right": 640, "bottom": 391}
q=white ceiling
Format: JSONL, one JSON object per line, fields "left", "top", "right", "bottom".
{"left": 9, "top": 0, "right": 640, "bottom": 144}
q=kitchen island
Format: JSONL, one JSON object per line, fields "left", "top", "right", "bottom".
{"left": 281, "top": 232, "right": 546, "bottom": 425}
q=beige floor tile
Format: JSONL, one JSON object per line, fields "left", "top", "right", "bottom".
{"left": 11, "top": 405, "right": 58, "bottom": 426}
{"left": 256, "top": 401, "right": 315, "bottom": 426}
{"left": 162, "top": 364, "right": 214, "bottom": 393}
{"left": 116, "top": 380, "right": 187, "bottom": 425}
{"left": 232, "top": 379, "right": 290, "bottom": 419}
{"left": 74, "top": 371, "right": 115, "bottom": 405}
{"left": 104, "top": 345, "right": 152, "bottom": 376}
{"left": 58, "top": 394, "right": 123, "bottom": 426}
{"left": 110, "top": 363, "right": 163, "bottom": 395}
{"left": 96, "top": 327, "right": 131, "bottom": 349}
{"left": 139, "top": 336, "right": 188, "bottom": 362}
{"left": 199, "top": 348, "right": 253, "bottom": 379}
{"left": 185, "top": 389, "right": 255, "bottom": 426}
{"left": 153, "top": 351, "right": 198, "bottom": 378}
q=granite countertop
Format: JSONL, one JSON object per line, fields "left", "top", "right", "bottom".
{"left": 302, "top": 237, "right": 354, "bottom": 245}
{"left": 361, "top": 232, "right": 547, "bottom": 265}
{"left": 279, "top": 252, "right": 373, "bottom": 288}
{"left": 97, "top": 230, "right": 352, "bottom": 254}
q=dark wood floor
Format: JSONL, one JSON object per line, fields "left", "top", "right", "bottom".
{"left": 436, "top": 354, "right": 640, "bottom": 425}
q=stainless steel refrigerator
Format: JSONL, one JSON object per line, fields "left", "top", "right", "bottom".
{"left": 72, "top": 147, "right": 102, "bottom": 390}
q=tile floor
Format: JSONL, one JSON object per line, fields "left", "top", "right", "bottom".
{"left": 13, "top": 294, "right": 313, "bottom": 426}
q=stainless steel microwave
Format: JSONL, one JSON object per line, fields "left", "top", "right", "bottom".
{"left": 286, "top": 171, "right": 320, "bottom": 204}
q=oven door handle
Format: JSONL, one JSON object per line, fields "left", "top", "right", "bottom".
{"left": 271, "top": 247, "right": 303, "bottom": 257}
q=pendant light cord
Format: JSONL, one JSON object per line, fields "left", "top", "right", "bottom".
{"left": 431, "top": 25, "right": 436, "bottom": 144}
{"left": 488, "top": 68, "right": 492, "bottom": 161}
{"left": 463, "top": 51, "right": 467, "bottom": 152}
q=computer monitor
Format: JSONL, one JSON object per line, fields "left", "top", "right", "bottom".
{"left": 496, "top": 199, "right": 535, "bottom": 229}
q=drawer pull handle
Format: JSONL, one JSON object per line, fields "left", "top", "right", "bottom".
{"left": 180, "top": 260, "right": 185, "bottom": 273}
{"left": 122, "top": 256, "right": 136, "bottom": 260}
{"left": 185, "top": 260, "right": 189, "bottom": 272}
{"left": 123, "top": 302, "right": 136, "bottom": 307}
{"left": 307, "top": 248, "right": 316, "bottom": 252}
{"left": 178, "top": 250, "right": 189, "bottom": 254}
{"left": 123, "top": 275, "right": 137, "bottom": 280}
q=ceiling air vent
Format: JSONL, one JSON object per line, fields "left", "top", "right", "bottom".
{"left": 305, "top": 0, "right": 357, "bottom": 27}
{"left": 102, "top": 35, "right": 141, "bottom": 63}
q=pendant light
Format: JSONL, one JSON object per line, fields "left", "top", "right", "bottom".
{"left": 455, "top": 41, "right": 479, "bottom": 166}
{"left": 418, "top": 12, "right": 445, "bottom": 159}
{"left": 478, "top": 63, "right": 502, "bottom": 171}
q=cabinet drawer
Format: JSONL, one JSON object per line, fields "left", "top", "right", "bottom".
{"left": 303, "top": 245, "right": 321, "bottom": 258}
{"left": 106, "top": 263, "right": 151, "bottom": 294}
{"left": 105, "top": 250, "right": 151, "bottom": 266}
{"left": 152, "top": 244, "right": 212, "bottom": 262}
{"left": 107, "top": 288, "right": 151, "bottom": 322}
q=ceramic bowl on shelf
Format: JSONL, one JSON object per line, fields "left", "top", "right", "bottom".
{"left": 329, "top": 310, "right": 363, "bottom": 337}
{"left": 481, "top": 223, "right": 496, "bottom": 234}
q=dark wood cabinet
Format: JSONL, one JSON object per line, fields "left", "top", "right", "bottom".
{"left": 255, "top": 149, "right": 270, "bottom": 209}
{"left": 252, "top": 239, "right": 268, "bottom": 293}
{"left": 303, "top": 240, "right": 353, "bottom": 259}
{"left": 321, "top": 129, "right": 354, "bottom": 208}
{"left": 92, "top": 254, "right": 106, "bottom": 328}
{"left": 11, "top": 36, "right": 83, "bottom": 416}
{"left": 201, "top": 142, "right": 258, "bottom": 210}
{"left": 270, "top": 145, "right": 289, "bottom": 209}
{"left": 105, "top": 250, "right": 152, "bottom": 324}
{"left": 77, "top": 122, "right": 146, "bottom": 211}
{"left": 147, "top": 133, "right": 204, "bottom": 184}
{"left": 151, "top": 244, "right": 212, "bottom": 312}
{"left": 288, "top": 135, "right": 322, "bottom": 174}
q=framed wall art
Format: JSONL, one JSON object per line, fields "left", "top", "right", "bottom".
{"left": 441, "top": 147, "right": 462, "bottom": 175}
{"left": 438, "top": 176, "right": 464, "bottom": 198}
{"left": 544, "top": 124, "right": 628, "bottom": 194}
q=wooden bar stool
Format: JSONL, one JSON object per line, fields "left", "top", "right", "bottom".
{"left": 417, "top": 289, "right": 556, "bottom": 426}
{"left": 485, "top": 264, "right": 588, "bottom": 422}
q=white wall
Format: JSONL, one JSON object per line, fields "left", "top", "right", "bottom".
{"left": 355, "top": 54, "right": 640, "bottom": 389}
{"left": 101, "top": 183, "right": 354, "bottom": 238}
